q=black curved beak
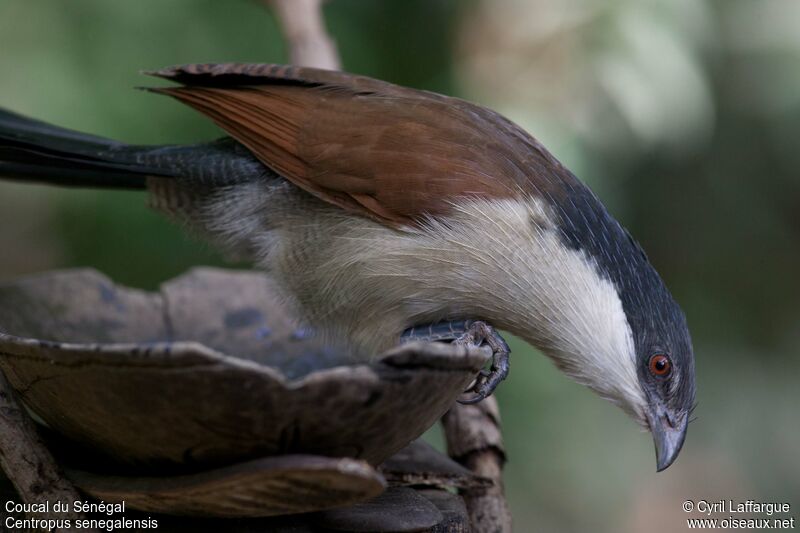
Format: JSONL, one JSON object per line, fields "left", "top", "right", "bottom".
{"left": 647, "top": 403, "right": 688, "bottom": 472}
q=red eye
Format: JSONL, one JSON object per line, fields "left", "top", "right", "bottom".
{"left": 649, "top": 354, "right": 671, "bottom": 377}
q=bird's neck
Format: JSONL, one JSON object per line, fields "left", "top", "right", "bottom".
{"left": 341, "top": 196, "right": 644, "bottom": 411}
{"left": 395, "top": 198, "right": 634, "bottom": 354}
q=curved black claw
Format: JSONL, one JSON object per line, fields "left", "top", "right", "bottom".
{"left": 454, "top": 321, "right": 510, "bottom": 404}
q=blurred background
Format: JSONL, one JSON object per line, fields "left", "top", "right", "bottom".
{"left": 0, "top": 0, "right": 797, "bottom": 530}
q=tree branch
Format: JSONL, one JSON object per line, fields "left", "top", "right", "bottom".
{"left": 266, "top": 0, "right": 340, "bottom": 70}
{"left": 442, "top": 397, "right": 512, "bottom": 532}
{"left": 0, "top": 371, "right": 89, "bottom": 526}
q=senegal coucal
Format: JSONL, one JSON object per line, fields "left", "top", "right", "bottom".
{"left": 0, "top": 63, "right": 696, "bottom": 470}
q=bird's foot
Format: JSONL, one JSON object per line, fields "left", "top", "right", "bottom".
{"left": 401, "top": 319, "right": 510, "bottom": 404}
{"left": 453, "top": 321, "right": 510, "bottom": 404}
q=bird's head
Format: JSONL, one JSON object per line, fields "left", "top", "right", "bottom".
{"left": 522, "top": 184, "right": 697, "bottom": 472}
{"left": 472, "top": 182, "right": 696, "bottom": 471}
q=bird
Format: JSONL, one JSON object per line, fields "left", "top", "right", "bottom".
{"left": 0, "top": 63, "right": 695, "bottom": 471}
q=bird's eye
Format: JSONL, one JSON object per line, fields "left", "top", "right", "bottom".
{"left": 649, "top": 354, "right": 672, "bottom": 377}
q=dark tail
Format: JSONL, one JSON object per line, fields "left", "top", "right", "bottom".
{"left": 0, "top": 108, "right": 267, "bottom": 189}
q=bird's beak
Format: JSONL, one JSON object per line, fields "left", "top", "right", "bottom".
{"left": 647, "top": 402, "right": 688, "bottom": 472}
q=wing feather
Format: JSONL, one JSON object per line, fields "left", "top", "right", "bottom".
{"left": 148, "top": 63, "right": 575, "bottom": 228}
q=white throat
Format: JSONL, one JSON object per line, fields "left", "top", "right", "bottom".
{"left": 369, "top": 197, "right": 647, "bottom": 417}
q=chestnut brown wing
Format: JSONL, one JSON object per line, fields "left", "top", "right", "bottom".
{"left": 148, "top": 63, "right": 570, "bottom": 228}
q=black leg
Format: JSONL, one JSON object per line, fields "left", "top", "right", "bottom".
{"left": 401, "top": 320, "right": 510, "bottom": 403}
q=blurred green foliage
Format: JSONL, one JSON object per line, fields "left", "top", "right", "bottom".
{"left": 0, "top": 1, "right": 797, "bottom": 531}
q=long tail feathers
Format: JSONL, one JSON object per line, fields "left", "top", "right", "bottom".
{"left": 0, "top": 108, "right": 172, "bottom": 189}
{"left": 0, "top": 107, "right": 275, "bottom": 191}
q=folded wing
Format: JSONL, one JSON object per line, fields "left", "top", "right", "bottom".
{"left": 148, "top": 63, "right": 572, "bottom": 228}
